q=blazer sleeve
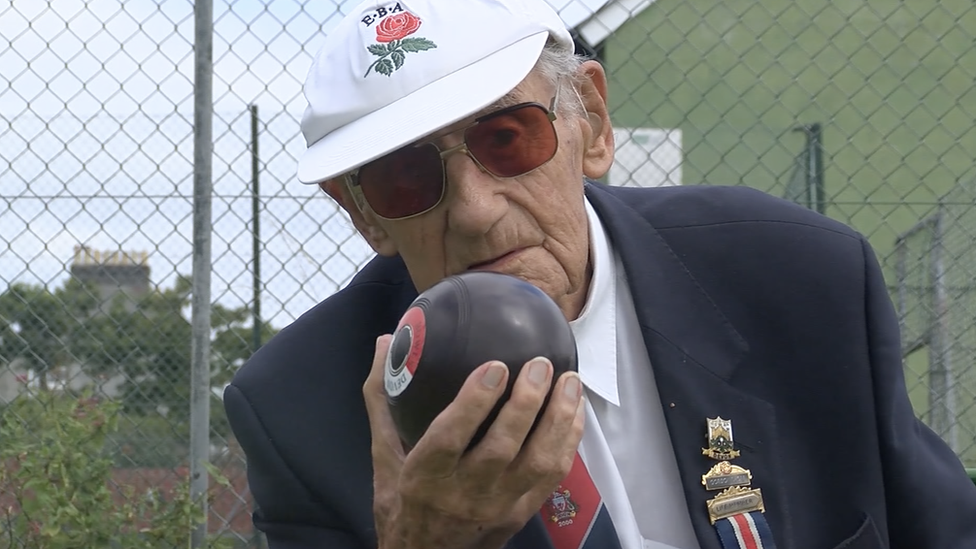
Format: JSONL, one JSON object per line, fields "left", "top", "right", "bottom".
{"left": 861, "top": 237, "right": 976, "bottom": 547}
{"left": 224, "top": 384, "right": 368, "bottom": 549}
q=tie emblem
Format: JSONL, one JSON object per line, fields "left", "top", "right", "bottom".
{"left": 540, "top": 452, "right": 622, "bottom": 549}
{"left": 543, "top": 487, "right": 579, "bottom": 527}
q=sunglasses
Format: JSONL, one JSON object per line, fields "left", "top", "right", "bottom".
{"left": 346, "top": 92, "right": 561, "bottom": 220}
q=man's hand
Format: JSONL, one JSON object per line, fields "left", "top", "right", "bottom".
{"left": 364, "top": 334, "right": 586, "bottom": 549}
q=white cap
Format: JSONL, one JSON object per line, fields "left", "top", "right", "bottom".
{"left": 297, "top": 0, "right": 574, "bottom": 185}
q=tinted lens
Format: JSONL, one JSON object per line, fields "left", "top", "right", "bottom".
{"left": 465, "top": 105, "right": 557, "bottom": 178}
{"left": 358, "top": 144, "right": 444, "bottom": 219}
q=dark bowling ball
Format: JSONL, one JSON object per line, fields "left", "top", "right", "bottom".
{"left": 384, "top": 271, "right": 578, "bottom": 450}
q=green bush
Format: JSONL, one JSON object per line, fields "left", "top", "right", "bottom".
{"left": 0, "top": 392, "right": 231, "bottom": 549}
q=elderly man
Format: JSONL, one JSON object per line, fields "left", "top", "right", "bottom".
{"left": 224, "top": 0, "right": 976, "bottom": 548}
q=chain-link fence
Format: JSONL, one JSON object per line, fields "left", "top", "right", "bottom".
{"left": 894, "top": 180, "right": 976, "bottom": 461}
{"left": 1, "top": 0, "right": 975, "bottom": 546}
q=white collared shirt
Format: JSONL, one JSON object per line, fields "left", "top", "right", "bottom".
{"left": 568, "top": 198, "right": 701, "bottom": 549}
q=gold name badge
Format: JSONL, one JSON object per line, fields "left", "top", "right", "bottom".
{"left": 701, "top": 461, "right": 753, "bottom": 491}
{"left": 706, "top": 486, "right": 766, "bottom": 524}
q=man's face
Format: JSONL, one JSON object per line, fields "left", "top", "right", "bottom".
{"left": 327, "top": 61, "right": 614, "bottom": 320}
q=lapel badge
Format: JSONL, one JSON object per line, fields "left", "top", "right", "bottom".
{"left": 706, "top": 486, "right": 766, "bottom": 524}
{"left": 702, "top": 416, "right": 741, "bottom": 461}
{"left": 543, "top": 487, "right": 579, "bottom": 527}
{"left": 701, "top": 460, "right": 753, "bottom": 491}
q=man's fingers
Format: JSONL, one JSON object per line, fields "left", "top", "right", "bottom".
{"left": 406, "top": 361, "right": 510, "bottom": 476}
{"left": 364, "top": 334, "right": 392, "bottom": 401}
{"left": 465, "top": 357, "right": 553, "bottom": 473}
{"left": 506, "top": 371, "right": 585, "bottom": 490}
{"left": 363, "top": 335, "right": 406, "bottom": 460}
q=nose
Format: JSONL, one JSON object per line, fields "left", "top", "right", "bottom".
{"left": 440, "top": 144, "right": 508, "bottom": 236}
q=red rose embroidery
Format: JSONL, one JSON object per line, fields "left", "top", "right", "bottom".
{"left": 364, "top": 11, "right": 438, "bottom": 78}
{"left": 376, "top": 12, "right": 422, "bottom": 43}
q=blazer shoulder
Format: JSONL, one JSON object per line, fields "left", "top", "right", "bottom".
{"left": 222, "top": 257, "right": 412, "bottom": 544}
{"left": 230, "top": 253, "right": 414, "bottom": 393}
{"left": 589, "top": 183, "right": 874, "bottom": 306}
{"left": 602, "top": 184, "right": 862, "bottom": 242}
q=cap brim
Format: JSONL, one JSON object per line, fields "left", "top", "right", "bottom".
{"left": 297, "top": 31, "right": 551, "bottom": 185}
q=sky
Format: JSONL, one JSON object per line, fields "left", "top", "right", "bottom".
{"left": 0, "top": 0, "right": 671, "bottom": 329}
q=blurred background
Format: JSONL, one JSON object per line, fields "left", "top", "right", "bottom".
{"left": 1, "top": 0, "right": 975, "bottom": 546}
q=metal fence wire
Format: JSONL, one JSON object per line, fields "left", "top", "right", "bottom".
{"left": 1, "top": 0, "right": 976, "bottom": 546}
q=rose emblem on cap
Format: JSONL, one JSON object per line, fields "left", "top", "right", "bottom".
{"left": 376, "top": 12, "right": 421, "bottom": 42}
{"left": 297, "top": 0, "right": 575, "bottom": 185}
{"left": 364, "top": 11, "right": 438, "bottom": 78}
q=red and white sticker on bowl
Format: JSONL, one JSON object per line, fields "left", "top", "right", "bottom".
{"left": 384, "top": 306, "right": 426, "bottom": 397}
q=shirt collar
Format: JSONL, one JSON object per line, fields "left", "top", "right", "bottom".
{"left": 569, "top": 196, "right": 619, "bottom": 406}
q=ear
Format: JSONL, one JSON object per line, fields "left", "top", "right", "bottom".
{"left": 576, "top": 60, "right": 615, "bottom": 179}
{"left": 319, "top": 179, "right": 399, "bottom": 257}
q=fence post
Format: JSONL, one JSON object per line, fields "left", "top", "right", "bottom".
{"left": 251, "top": 104, "right": 262, "bottom": 355}
{"left": 191, "top": 0, "right": 215, "bottom": 546}
{"left": 788, "top": 123, "right": 826, "bottom": 214}
{"left": 249, "top": 103, "right": 265, "bottom": 548}
{"left": 928, "top": 210, "right": 956, "bottom": 452}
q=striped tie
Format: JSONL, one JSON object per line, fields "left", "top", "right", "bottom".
{"left": 540, "top": 452, "right": 623, "bottom": 549}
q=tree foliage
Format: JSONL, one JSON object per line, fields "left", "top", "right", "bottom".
{"left": 0, "top": 279, "right": 99, "bottom": 391}
{"left": 0, "top": 274, "right": 276, "bottom": 431}
{"left": 0, "top": 391, "right": 232, "bottom": 548}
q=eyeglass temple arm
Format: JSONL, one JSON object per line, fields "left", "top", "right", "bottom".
{"left": 548, "top": 84, "right": 560, "bottom": 121}
{"left": 343, "top": 173, "right": 370, "bottom": 213}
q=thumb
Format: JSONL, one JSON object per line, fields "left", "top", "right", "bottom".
{"left": 364, "top": 335, "right": 406, "bottom": 462}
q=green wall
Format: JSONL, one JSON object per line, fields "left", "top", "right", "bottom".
{"left": 604, "top": 0, "right": 976, "bottom": 257}
{"left": 601, "top": 0, "right": 976, "bottom": 465}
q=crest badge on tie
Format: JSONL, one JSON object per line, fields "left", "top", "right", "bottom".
{"left": 543, "top": 487, "right": 579, "bottom": 527}
{"left": 700, "top": 417, "right": 778, "bottom": 549}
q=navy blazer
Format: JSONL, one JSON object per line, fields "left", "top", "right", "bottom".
{"left": 224, "top": 182, "right": 976, "bottom": 549}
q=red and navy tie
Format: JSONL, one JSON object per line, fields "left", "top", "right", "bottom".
{"left": 540, "top": 452, "right": 623, "bottom": 549}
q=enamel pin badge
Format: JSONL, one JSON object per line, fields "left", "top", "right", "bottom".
{"left": 699, "top": 417, "right": 768, "bottom": 527}
{"left": 698, "top": 418, "right": 778, "bottom": 545}
{"left": 702, "top": 416, "right": 741, "bottom": 461}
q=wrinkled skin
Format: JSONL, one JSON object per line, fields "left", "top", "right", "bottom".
{"left": 323, "top": 60, "right": 616, "bottom": 549}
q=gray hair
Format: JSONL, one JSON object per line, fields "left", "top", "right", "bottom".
{"left": 533, "top": 39, "right": 588, "bottom": 117}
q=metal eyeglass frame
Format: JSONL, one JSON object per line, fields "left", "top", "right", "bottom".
{"left": 344, "top": 87, "right": 561, "bottom": 221}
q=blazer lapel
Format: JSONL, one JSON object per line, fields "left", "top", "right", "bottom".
{"left": 585, "top": 183, "right": 793, "bottom": 549}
